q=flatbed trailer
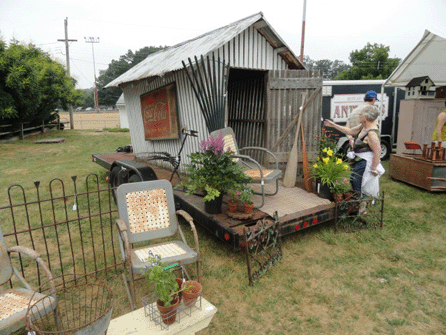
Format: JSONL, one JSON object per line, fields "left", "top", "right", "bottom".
{"left": 93, "top": 152, "right": 336, "bottom": 250}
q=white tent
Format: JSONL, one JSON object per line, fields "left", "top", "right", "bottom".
{"left": 385, "top": 30, "right": 446, "bottom": 87}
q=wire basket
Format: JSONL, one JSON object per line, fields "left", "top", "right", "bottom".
{"left": 26, "top": 274, "right": 114, "bottom": 335}
{"left": 142, "top": 292, "right": 202, "bottom": 330}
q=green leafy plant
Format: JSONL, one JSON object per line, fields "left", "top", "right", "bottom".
{"left": 311, "top": 141, "right": 351, "bottom": 189}
{"left": 142, "top": 253, "right": 181, "bottom": 307}
{"left": 239, "top": 187, "right": 253, "bottom": 204}
{"left": 330, "top": 177, "right": 352, "bottom": 194}
{"left": 228, "top": 189, "right": 241, "bottom": 203}
{"left": 181, "top": 133, "right": 252, "bottom": 202}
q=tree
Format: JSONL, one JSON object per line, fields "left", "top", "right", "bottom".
{"left": 335, "top": 43, "right": 400, "bottom": 80}
{"left": 0, "top": 39, "right": 80, "bottom": 126}
{"left": 97, "top": 46, "right": 166, "bottom": 106}
{"left": 303, "top": 56, "right": 351, "bottom": 80}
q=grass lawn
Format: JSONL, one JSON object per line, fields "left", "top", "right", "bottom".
{"left": 1, "top": 129, "right": 446, "bottom": 334}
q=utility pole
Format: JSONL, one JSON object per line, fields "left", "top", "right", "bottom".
{"left": 300, "top": 0, "right": 307, "bottom": 63}
{"left": 58, "top": 17, "right": 77, "bottom": 129}
{"left": 84, "top": 37, "right": 100, "bottom": 113}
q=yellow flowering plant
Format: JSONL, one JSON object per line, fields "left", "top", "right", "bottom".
{"left": 311, "top": 145, "right": 351, "bottom": 190}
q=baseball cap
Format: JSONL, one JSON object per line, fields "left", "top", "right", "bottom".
{"left": 365, "top": 90, "right": 379, "bottom": 101}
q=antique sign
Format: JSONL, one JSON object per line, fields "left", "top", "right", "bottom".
{"left": 140, "top": 83, "right": 179, "bottom": 140}
{"left": 330, "top": 93, "right": 389, "bottom": 122}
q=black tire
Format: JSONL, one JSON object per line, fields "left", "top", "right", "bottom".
{"left": 380, "top": 140, "right": 391, "bottom": 161}
{"left": 128, "top": 174, "right": 142, "bottom": 183}
{"left": 110, "top": 166, "right": 122, "bottom": 204}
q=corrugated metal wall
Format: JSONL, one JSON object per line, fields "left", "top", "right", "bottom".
{"left": 122, "top": 26, "right": 291, "bottom": 170}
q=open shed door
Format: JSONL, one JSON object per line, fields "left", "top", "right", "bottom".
{"left": 266, "top": 70, "right": 323, "bottom": 166}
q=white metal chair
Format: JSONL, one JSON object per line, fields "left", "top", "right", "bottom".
{"left": 210, "top": 127, "right": 282, "bottom": 208}
{"left": 115, "top": 179, "right": 200, "bottom": 309}
{"left": 0, "top": 226, "right": 56, "bottom": 335}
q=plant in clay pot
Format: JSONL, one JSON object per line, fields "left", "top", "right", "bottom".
{"left": 142, "top": 253, "right": 184, "bottom": 324}
{"left": 182, "top": 280, "right": 203, "bottom": 308}
{"left": 239, "top": 187, "right": 254, "bottom": 214}
{"left": 181, "top": 132, "right": 252, "bottom": 214}
{"left": 330, "top": 177, "right": 352, "bottom": 202}
{"left": 227, "top": 189, "right": 241, "bottom": 213}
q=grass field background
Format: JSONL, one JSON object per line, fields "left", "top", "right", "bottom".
{"left": 1, "top": 129, "right": 445, "bottom": 334}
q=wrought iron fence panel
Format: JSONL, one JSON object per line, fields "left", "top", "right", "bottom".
{"left": 0, "top": 174, "right": 122, "bottom": 289}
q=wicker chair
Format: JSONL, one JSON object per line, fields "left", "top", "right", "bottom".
{"left": 115, "top": 180, "right": 200, "bottom": 310}
{"left": 210, "top": 127, "right": 282, "bottom": 208}
{"left": 0, "top": 226, "right": 56, "bottom": 335}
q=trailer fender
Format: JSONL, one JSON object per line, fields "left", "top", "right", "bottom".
{"left": 110, "top": 160, "right": 158, "bottom": 185}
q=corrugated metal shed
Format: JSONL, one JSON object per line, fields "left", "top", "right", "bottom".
{"left": 105, "top": 12, "right": 303, "bottom": 88}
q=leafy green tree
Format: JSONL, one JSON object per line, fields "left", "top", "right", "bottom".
{"left": 304, "top": 56, "right": 351, "bottom": 80}
{"left": 97, "top": 46, "right": 166, "bottom": 106}
{"left": 335, "top": 43, "right": 400, "bottom": 80}
{"left": 0, "top": 39, "right": 80, "bottom": 125}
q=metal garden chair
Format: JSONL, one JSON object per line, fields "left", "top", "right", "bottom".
{"left": 210, "top": 127, "right": 282, "bottom": 208}
{"left": 0, "top": 226, "right": 56, "bottom": 335}
{"left": 115, "top": 179, "right": 200, "bottom": 310}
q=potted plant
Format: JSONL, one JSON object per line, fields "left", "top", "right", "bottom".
{"left": 311, "top": 129, "right": 350, "bottom": 200}
{"left": 142, "top": 255, "right": 183, "bottom": 325}
{"left": 182, "top": 280, "right": 203, "bottom": 308}
{"left": 181, "top": 132, "right": 252, "bottom": 214}
{"left": 330, "top": 177, "right": 352, "bottom": 202}
{"left": 227, "top": 189, "right": 241, "bottom": 213}
{"left": 239, "top": 187, "right": 254, "bottom": 214}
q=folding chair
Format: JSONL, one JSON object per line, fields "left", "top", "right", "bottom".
{"left": 210, "top": 127, "right": 282, "bottom": 208}
{"left": 0, "top": 226, "right": 56, "bottom": 335}
{"left": 115, "top": 179, "right": 200, "bottom": 310}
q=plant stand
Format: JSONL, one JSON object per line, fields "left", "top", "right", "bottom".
{"left": 142, "top": 293, "right": 203, "bottom": 331}
{"left": 334, "top": 192, "right": 384, "bottom": 233}
{"left": 107, "top": 296, "right": 217, "bottom": 335}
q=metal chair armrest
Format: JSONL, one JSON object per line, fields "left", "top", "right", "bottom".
{"left": 8, "top": 246, "right": 55, "bottom": 294}
{"left": 115, "top": 219, "right": 131, "bottom": 264}
{"left": 176, "top": 209, "right": 201, "bottom": 281}
{"left": 239, "top": 146, "right": 280, "bottom": 169}
{"left": 233, "top": 154, "right": 265, "bottom": 180}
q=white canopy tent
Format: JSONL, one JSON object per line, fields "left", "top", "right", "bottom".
{"left": 384, "top": 30, "right": 446, "bottom": 87}
{"left": 377, "top": 30, "right": 446, "bottom": 133}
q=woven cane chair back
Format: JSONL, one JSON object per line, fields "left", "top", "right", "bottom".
{"left": 117, "top": 180, "right": 178, "bottom": 244}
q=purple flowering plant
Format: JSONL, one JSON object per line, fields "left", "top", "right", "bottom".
{"left": 181, "top": 132, "right": 252, "bottom": 202}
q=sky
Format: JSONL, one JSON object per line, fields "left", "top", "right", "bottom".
{"left": 1, "top": 0, "right": 445, "bottom": 89}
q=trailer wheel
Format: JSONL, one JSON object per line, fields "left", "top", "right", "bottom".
{"left": 381, "top": 141, "right": 391, "bottom": 161}
{"left": 128, "top": 174, "right": 142, "bottom": 183}
{"left": 110, "top": 166, "right": 123, "bottom": 203}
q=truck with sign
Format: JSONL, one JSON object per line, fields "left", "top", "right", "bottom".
{"left": 322, "top": 80, "right": 405, "bottom": 160}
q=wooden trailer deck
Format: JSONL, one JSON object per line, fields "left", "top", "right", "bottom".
{"left": 93, "top": 152, "right": 336, "bottom": 250}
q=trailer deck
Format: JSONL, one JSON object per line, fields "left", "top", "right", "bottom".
{"left": 93, "top": 152, "right": 336, "bottom": 250}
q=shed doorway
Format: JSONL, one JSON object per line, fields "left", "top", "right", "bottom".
{"left": 227, "top": 68, "right": 267, "bottom": 151}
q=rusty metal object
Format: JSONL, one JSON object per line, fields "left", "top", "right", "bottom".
{"left": 1, "top": 174, "right": 121, "bottom": 290}
{"left": 243, "top": 212, "right": 282, "bottom": 286}
{"left": 26, "top": 274, "right": 113, "bottom": 335}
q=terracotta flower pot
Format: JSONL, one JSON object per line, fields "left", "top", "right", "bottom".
{"left": 344, "top": 191, "right": 353, "bottom": 202}
{"left": 333, "top": 193, "right": 344, "bottom": 202}
{"left": 157, "top": 295, "right": 180, "bottom": 325}
{"left": 228, "top": 200, "right": 239, "bottom": 213}
{"left": 182, "top": 281, "right": 202, "bottom": 308}
{"left": 243, "top": 202, "right": 254, "bottom": 215}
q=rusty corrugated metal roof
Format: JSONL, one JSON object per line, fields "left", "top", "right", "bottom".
{"left": 105, "top": 12, "right": 303, "bottom": 88}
